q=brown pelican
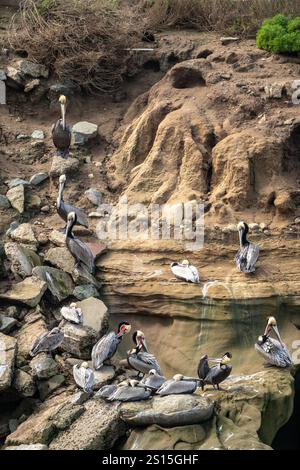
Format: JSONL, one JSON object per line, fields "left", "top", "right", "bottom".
{"left": 52, "top": 95, "right": 71, "bottom": 157}
{"left": 91, "top": 322, "right": 131, "bottom": 370}
{"left": 198, "top": 352, "right": 232, "bottom": 391}
{"left": 255, "top": 317, "right": 292, "bottom": 368}
{"left": 107, "top": 379, "right": 151, "bottom": 402}
{"left": 60, "top": 302, "right": 83, "bottom": 324}
{"left": 170, "top": 260, "right": 200, "bottom": 283}
{"left": 30, "top": 327, "right": 64, "bottom": 357}
{"left": 141, "top": 369, "right": 166, "bottom": 391}
{"left": 57, "top": 174, "right": 88, "bottom": 229}
{"left": 235, "top": 222, "right": 259, "bottom": 273}
{"left": 156, "top": 374, "right": 198, "bottom": 396}
{"left": 127, "top": 330, "right": 162, "bottom": 377}
{"left": 95, "top": 384, "right": 118, "bottom": 399}
{"left": 65, "top": 212, "right": 94, "bottom": 273}
{"left": 73, "top": 362, "right": 94, "bottom": 393}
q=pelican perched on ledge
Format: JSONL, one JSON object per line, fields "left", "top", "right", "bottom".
{"left": 107, "top": 379, "right": 151, "bottom": 402}
{"left": 127, "top": 330, "right": 162, "bottom": 377}
{"left": 235, "top": 221, "right": 259, "bottom": 273}
{"left": 141, "top": 369, "right": 166, "bottom": 391}
{"left": 255, "top": 317, "right": 292, "bottom": 368}
{"left": 156, "top": 374, "right": 198, "bottom": 396}
{"left": 52, "top": 95, "right": 71, "bottom": 157}
{"left": 198, "top": 352, "right": 232, "bottom": 391}
{"left": 92, "top": 322, "right": 131, "bottom": 370}
{"left": 30, "top": 327, "right": 64, "bottom": 357}
{"left": 65, "top": 212, "right": 94, "bottom": 273}
{"left": 170, "top": 260, "right": 200, "bottom": 283}
{"left": 73, "top": 362, "right": 94, "bottom": 394}
{"left": 57, "top": 174, "right": 88, "bottom": 229}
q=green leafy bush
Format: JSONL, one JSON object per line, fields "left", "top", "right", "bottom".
{"left": 256, "top": 14, "right": 300, "bottom": 53}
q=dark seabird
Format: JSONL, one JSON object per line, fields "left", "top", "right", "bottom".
{"left": 30, "top": 327, "right": 64, "bottom": 357}
{"left": 56, "top": 174, "right": 88, "bottom": 229}
{"left": 198, "top": 352, "right": 232, "bottom": 391}
{"left": 127, "top": 330, "right": 162, "bottom": 376}
{"left": 255, "top": 316, "right": 292, "bottom": 368}
{"left": 91, "top": 322, "right": 131, "bottom": 370}
{"left": 234, "top": 221, "right": 259, "bottom": 273}
{"left": 65, "top": 212, "right": 94, "bottom": 273}
{"left": 107, "top": 379, "right": 151, "bottom": 402}
{"left": 156, "top": 374, "right": 198, "bottom": 396}
{"left": 73, "top": 362, "right": 95, "bottom": 393}
{"left": 52, "top": 95, "right": 71, "bottom": 157}
{"left": 170, "top": 259, "right": 200, "bottom": 283}
{"left": 141, "top": 369, "right": 166, "bottom": 391}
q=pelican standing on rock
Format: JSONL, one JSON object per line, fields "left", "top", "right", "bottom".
{"left": 92, "top": 322, "right": 131, "bottom": 370}
{"left": 170, "top": 260, "right": 200, "bottom": 283}
{"left": 52, "top": 95, "right": 71, "bottom": 157}
{"left": 127, "top": 330, "right": 162, "bottom": 377}
{"left": 30, "top": 327, "right": 64, "bottom": 357}
{"left": 65, "top": 212, "right": 94, "bottom": 273}
{"left": 73, "top": 362, "right": 95, "bottom": 393}
{"left": 60, "top": 302, "right": 83, "bottom": 324}
{"left": 107, "top": 379, "right": 151, "bottom": 402}
{"left": 255, "top": 317, "right": 292, "bottom": 368}
{"left": 156, "top": 374, "right": 198, "bottom": 396}
{"left": 57, "top": 174, "right": 88, "bottom": 229}
{"left": 235, "top": 222, "right": 259, "bottom": 273}
{"left": 198, "top": 352, "right": 232, "bottom": 391}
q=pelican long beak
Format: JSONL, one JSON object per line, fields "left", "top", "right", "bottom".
{"left": 273, "top": 325, "right": 284, "bottom": 346}
{"left": 65, "top": 218, "right": 72, "bottom": 238}
{"left": 61, "top": 103, "right": 66, "bottom": 130}
{"left": 238, "top": 228, "right": 244, "bottom": 248}
{"left": 208, "top": 357, "right": 222, "bottom": 363}
{"left": 263, "top": 324, "right": 272, "bottom": 337}
{"left": 141, "top": 338, "right": 149, "bottom": 352}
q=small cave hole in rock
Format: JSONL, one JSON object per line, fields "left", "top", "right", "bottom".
{"left": 143, "top": 60, "right": 160, "bottom": 72}
{"left": 283, "top": 124, "right": 300, "bottom": 176}
{"left": 171, "top": 69, "right": 206, "bottom": 89}
{"left": 272, "top": 369, "right": 300, "bottom": 450}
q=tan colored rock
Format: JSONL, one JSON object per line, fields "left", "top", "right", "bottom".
{"left": 274, "top": 191, "right": 295, "bottom": 214}
{"left": 76, "top": 297, "right": 109, "bottom": 334}
{"left": 4, "top": 243, "right": 42, "bottom": 278}
{"left": 0, "top": 333, "right": 17, "bottom": 392}
{"left": 6, "top": 185, "right": 25, "bottom": 213}
{"left": 13, "top": 369, "right": 36, "bottom": 397}
{"left": 11, "top": 223, "right": 37, "bottom": 245}
{"left": 0, "top": 277, "right": 47, "bottom": 308}
{"left": 50, "top": 156, "right": 80, "bottom": 177}
{"left": 44, "top": 247, "right": 75, "bottom": 273}
{"left": 49, "top": 230, "right": 66, "bottom": 247}
{"left": 16, "top": 317, "right": 48, "bottom": 365}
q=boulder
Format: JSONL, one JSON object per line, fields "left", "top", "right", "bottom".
{"left": 24, "top": 79, "right": 40, "bottom": 93}
{"left": 6, "top": 185, "right": 25, "bottom": 213}
{"left": 76, "top": 297, "right": 109, "bottom": 334}
{"left": 72, "top": 121, "right": 98, "bottom": 144}
{"left": 50, "top": 156, "right": 80, "bottom": 177}
{"left": 15, "top": 59, "right": 49, "bottom": 79}
{"left": 93, "top": 366, "right": 115, "bottom": 390}
{"left": 0, "top": 314, "right": 18, "bottom": 334}
{"left": 0, "top": 332, "right": 17, "bottom": 392}
{"left": 44, "top": 247, "right": 75, "bottom": 274}
{"left": 274, "top": 191, "right": 295, "bottom": 214}
{"left": 49, "top": 230, "right": 66, "bottom": 247}
{"left": 49, "top": 400, "right": 126, "bottom": 450}
{"left": 32, "top": 266, "right": 74, "bottom": 302}
{"left": 0, "top": 277, "right": 47, "bottom": 307}
{"left": 60, "top": 322, "right": 98, "bottom": 359}
{"left": 10, "top": 223, "right": 37, "bottom": 245}
{"left": 120, "top": 395, "right": 214, "bottom": 427}
{"left": 84, "top": 188, "right": 102, "bottom": 206}
{"left": 37, "top": 374, "right": 65, "bottom": 401}
{"left": 6, "top": 178, "right": 29, "bottom": 189}
{"left": 13, "top": 369, "right": 36, "bottom": 397}
{"left": 4, "top": 243, "right": 42, "bottom": 278}
{"left": 29, "top": 353, "right": 58, "bottom": 380}
{"left": 31, "top": 130, "right": 44, "bottom": 140}
{"left": 0, "top": 194, "right": 10, "bottom": 209}
{"left": 73, "top": 284, "right": 99, "bottom": 300}
{"left": 29, "top": 172, "right": 48, "bottom": 186}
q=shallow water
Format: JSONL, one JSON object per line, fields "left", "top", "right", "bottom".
{"left": 109, "top": 298, "right": 300, "bottom": 378}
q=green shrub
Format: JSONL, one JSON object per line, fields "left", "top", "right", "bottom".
{"left": 256, "top": 14, "right": 300, "bottom": 53}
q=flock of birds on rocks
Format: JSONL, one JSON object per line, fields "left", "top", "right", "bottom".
{"left": 25, "top": 95, "right": 294, "bottom": 402}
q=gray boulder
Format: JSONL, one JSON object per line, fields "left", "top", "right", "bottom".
{"left": 32, "top": 266, "right": 74, "bottom": 302}
{"left": 0, "top": 332, "right": 17, "bottom": 392}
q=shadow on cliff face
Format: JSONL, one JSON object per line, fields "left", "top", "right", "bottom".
{"left": 272, "top": 369, "right": 300, "bottom": 450}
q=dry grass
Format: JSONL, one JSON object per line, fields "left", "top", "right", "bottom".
{"left": 144, "top": 0, "right": 300, "bottom": 36}
{"left": 8, "top": 0, "right": 143, "bottom": 94}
